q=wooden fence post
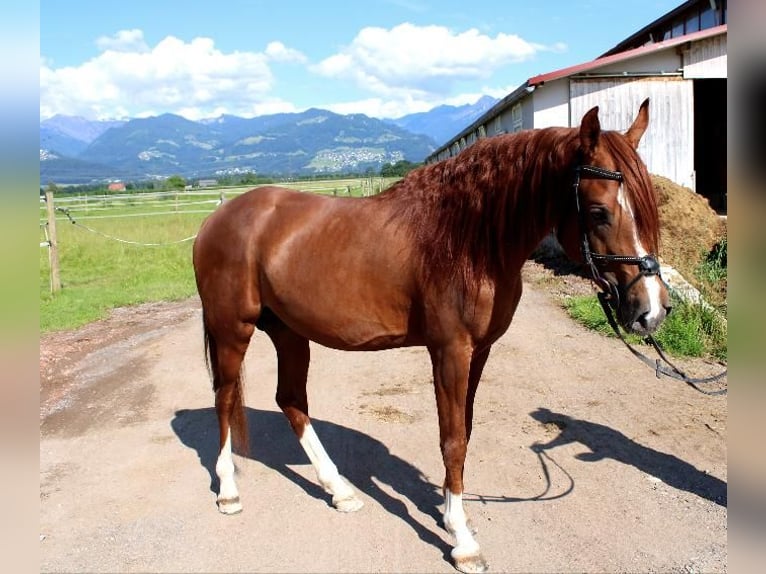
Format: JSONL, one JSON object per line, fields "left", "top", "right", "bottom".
{"left": 45, "top": 190, "right": 62, "bottom": 293}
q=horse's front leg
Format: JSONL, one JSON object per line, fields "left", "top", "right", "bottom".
{"left": 430, "top": 342, "right": 488, "bottom": 574}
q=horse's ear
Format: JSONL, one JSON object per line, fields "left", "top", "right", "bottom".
{"left": 625, "top": 98, "right": 650, "bottom": 149}
{"left": 579, "top": 106, "right": 601, "bottom": 156}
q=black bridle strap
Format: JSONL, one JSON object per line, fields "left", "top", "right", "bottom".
{"left": 573, "top": 166, "right": 649, "bottom": 271}
{"left": 573, "top": 165, "right": 658, "bottom": 301}
{"left": 577, "top": 164, "right": 624, "bottom": 181}
{"left": 574, "top": 164, "right": 727, "bottom": 396}
{"left": 597, "top": 293, "right": 728, "bottom": 395}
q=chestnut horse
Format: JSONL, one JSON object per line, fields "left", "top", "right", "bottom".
{"left": 192, "top": 100, "right": 670, "bottom": 573}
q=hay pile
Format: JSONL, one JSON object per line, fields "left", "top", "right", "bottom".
{"left": 654, "top": 174, "right": 726, "bottom": 284}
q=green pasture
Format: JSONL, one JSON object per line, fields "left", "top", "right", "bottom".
{"left": 40, "top": 179, "right": 396, "bottom": 332}
{"left": 40, "top": 209, "right": 206, "bottom": 332}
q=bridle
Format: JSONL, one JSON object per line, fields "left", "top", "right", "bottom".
{"left": 572, "top": 164, "right": 727, "bottom": 396}
{"left": 573, "top": 164, "right": 662, "bottom": 307}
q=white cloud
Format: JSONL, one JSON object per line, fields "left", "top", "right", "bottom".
{"left": 265, "top": 41, "right": 307, "bottom": 64}
{"left": 95, "top": 29, "right": 149, "bottom": 53}
{"left": 40, "top": 30, "right": 297, "bottom": 120}
{"left": 319, "top": 84, "right": 516, "bottom": 120}
{"left": 40, "top": 24, "right": 566, "bottom": 122}
{"left": 312, "top": 23, "right": 562, "bottom": 98}
{"left": 323, "top": 97, "right": 429, "bottom": 119}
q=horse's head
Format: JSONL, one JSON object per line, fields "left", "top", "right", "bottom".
{"left": 557, "top": 99, "right": 671, "bottom": 335}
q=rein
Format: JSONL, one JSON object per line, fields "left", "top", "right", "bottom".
{"left": 573, "top": 165, "right": 727, "bottom": 396}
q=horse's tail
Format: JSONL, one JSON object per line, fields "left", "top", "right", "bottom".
{"left": 203, "top": 316, "right": 250, "bottom": 455}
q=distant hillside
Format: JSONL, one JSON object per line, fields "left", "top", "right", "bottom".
{"left": 39, "top": 97, "right": 500, "bottom": 184}
{"left": 40, "top": 109, "right": 438, "bottom": 184}
{"left": 40, "top": 115, "right": 126, "bottom": 158}
{"left": 39, "top": 150, "right": 138, "bottom": 185}
{"left": 389, "top": 95, "right": 498, "bottom": 145}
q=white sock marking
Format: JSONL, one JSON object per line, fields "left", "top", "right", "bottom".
{"left": 216, "top": 429, "right": 239, "bottom": 502}
{"left": 299, "top": 424, "right": 356, "bottom": 502}
{"left": 444, "top": 490, "right": 480, "bottom": 558}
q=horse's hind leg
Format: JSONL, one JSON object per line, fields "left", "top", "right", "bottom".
{"left": 208, "top": 325, "right": 253, "bottom": 515}
{"left": 259, "top": 310, "right": 363, "bottom": 512}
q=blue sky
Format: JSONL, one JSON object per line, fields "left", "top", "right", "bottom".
{"left": 40, "top": 0, "right": 681, "bottom": 121}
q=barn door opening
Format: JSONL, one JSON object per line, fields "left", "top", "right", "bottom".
{"left": 694, "top": 79, "right": 727, "bottom": 213}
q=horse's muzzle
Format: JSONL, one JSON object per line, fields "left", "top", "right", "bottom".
{"left": 626, "top": 302, "right": 670, "bottom": 336}
{"left": 600, "top": 272, "right": 671, "bottom": 336}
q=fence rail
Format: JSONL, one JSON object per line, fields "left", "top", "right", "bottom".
{"left": 40, "top": 178, "right": 397, "bottom": 297}
{"left": 40, "top": 178, "right": 393, "bottom": 223}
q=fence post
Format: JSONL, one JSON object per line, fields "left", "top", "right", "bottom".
{"left": 45, "top": 190, "right": 62, "bottom": 293}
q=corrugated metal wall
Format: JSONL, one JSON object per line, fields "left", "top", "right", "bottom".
{"left": 570, "top": 77, "right": 695, "bottom": 190}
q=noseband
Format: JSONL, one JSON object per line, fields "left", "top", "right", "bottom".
{"left": 573, "top": 164, "right": 661, "bottom": 306}
{"left": 571, "top": 164, "right": 727, "bottom": 396}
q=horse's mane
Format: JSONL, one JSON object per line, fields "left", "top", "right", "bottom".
{"left": 377, "top": 126, "right": 659, "bottom": 290}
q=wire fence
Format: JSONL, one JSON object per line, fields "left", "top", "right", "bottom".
{"left": 39, "top": 178, "right": 399, "bottom": 332}
{"left": 39, "top": 189, "right": 227, "bottom": 297}
{"left": 40, "top": 179, "right": 397, "bottom": 295}
{"left": 39, "top": 178, "right": 394, "bottom": 244}
{"left": 40, "top": 190, "right": 223, "bottom": 248}
{"left": 41, "top": 189, "right": 225, "bottom": 219}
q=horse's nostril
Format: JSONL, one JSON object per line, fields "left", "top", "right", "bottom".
{"left": 665, "top": 305, "right": 672, "bottom": 317}
{"left": 632, "top": 305, "right": 668, "bottom": 334}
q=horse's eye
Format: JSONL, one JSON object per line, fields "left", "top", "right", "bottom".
{"left": 589, "top": 206, "right": 610, "bottom": 227}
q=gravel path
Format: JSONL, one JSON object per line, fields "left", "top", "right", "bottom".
{"left": 40, "top": 262, "right": 727, "bottom": 573}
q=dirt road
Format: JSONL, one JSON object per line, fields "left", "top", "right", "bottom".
{"left": 39, "top": 263, "right": 727, "bottom": 573}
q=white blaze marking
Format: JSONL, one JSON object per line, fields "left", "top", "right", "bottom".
{"left": 617, "top": 184, "right": 663, "bottom": 321}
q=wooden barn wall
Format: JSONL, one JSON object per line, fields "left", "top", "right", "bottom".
{"left": 683, "top": 34, "right": 727, "bottom": 79}
{"left": 570, "top": 77, "right": 695, "bottom": 190}
{"left": 532, "top": 79, "right": 569, "bottom": 128}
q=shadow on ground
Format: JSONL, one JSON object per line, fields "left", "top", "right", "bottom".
{"left": 529, "top": 407, "right": 727, "bottom": 507}
{"left": 171, "top": 407, "right": 452, "bottom": 561}
{"left": 171, "top": 404, "right": 725, "bottom": 570}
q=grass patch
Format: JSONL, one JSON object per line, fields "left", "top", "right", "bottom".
{"left": 694, "top": 235, "right": 727, "bottom": 312}
{"left": 40, "top": 211, "right": 207, "bottom": 332}
{"left": 563, "top": 233, "right": 727, "bottom": 363}
{"left": 40, "top": 180, "right": 401, "bottom": 333}
{"left": 564, "top": 293, "right": 727, "bottom": 362}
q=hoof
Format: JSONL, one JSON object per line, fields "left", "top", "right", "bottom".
{"left": 333, "top": 494, "right": 364, "bottom": 513}
{"left": 217, "top": 496, "right": 243, "bottom": 515}
{"left": 453, "top": 552, "right": 488, "bottom": 574}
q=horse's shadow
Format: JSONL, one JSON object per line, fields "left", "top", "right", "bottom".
{"left": 171, "top": 407, "right": 451, "bottom": 558}
{"left": 529, "top": 407, "right": 727, "bottom": 507}
{"left": 171, "top": 404, "right": 725, "bottom": 568}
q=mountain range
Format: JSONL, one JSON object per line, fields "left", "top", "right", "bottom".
{"left": 39, "top": 96, "right": 497, "bottom": 184}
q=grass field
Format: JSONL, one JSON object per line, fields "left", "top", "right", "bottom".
{"left": 40, "top": 179, "right": 397, "bottom": 332}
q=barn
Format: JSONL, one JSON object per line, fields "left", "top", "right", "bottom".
{"left": 427, "top": 0, "right": 727, "bottom": 213}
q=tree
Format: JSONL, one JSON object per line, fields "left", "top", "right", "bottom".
{"left": 380, "top": 160, "right": 420, "bottom": 177}
{"left": 240, "top": 171, "right": 259, "bottom": 185}
{"left": 166, "top": 175, "right": 186, "bottom": 190}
